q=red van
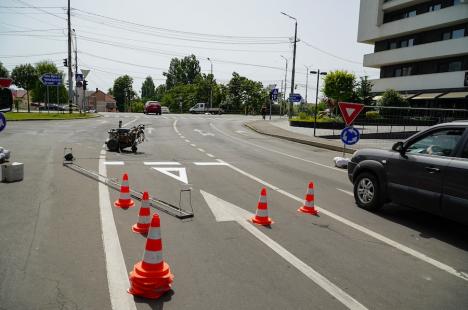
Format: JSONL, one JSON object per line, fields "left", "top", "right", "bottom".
{"left": 144, "top": 101, "right": 161, "bottom": 115}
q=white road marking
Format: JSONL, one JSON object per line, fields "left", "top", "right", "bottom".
{"left": 144, "top": 161, "right": 181, "bottom": 166}
{"left": 194, "top": 129, "right": 215, "bottom": 136}
{"left": 197, "top": 148, "right": 205, "bottom": 152}
{"left": 152, "top": 167, "right": 188, "bottom": 184}
{"left": 190, "top": 144, "right": 197, "bottom": 147}
{"left": 210, "top": 123, "right": 345, "bottom": 173}
{"left": 98, "top": 150, "right": 137, "bottom": 310}
{"left": 194, "top": 162, "right": 228, "bottom": 166}
{"left": 201, "top": 190, "right": 368, "bottom": 310}
{"left": 185, "top": 139, "right": 191, "bottom": 143}
{"left": 162, "top": 116, "right": 168, "bottom": 119}
{"left": 206, "top": 153, "right": 215, "bottom": 158}
{"left": 147, "top": 127, "right": 154, "bottom": 135}
{"left": 122, "top": 118, "right": 137, "bottom": 127}
{"left": 104, "top": 161, "right": 124, "bottom": 166}
{"left": 180, "top": 135, "right": 185, "bottom": 139}
{"left": 216, "top": 159, "right": 468, "bottom": 282}
{"left": 337, "top": 188, "right": 354, "bottom": 196}
{"left": 172, "top": 120, "right": 179, "bottom": 134}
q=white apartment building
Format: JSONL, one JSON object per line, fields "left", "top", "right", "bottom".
{"left": 358, "top": 0, "right": 468, "bottom": 107}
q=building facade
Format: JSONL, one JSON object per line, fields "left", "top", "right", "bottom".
{"left": 358, "top": 0, "right": 468, "bottom": 107}
{"left": 88, "top": 89, "right": 117, "bottom": 112}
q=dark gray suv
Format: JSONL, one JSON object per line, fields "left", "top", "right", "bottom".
{"left": 348, "top": 121, "right": 468, "bottom": 225}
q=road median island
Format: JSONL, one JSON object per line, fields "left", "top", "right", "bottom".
{"left": 244, "top": 120, "right": 356, "bottom": 154}
{"left": 4, "top": 112, "right": 100, "bottom": 121}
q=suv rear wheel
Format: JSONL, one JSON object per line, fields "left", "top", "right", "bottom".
{"left": 353, "top": 172, "right": 383, "bottom": 211}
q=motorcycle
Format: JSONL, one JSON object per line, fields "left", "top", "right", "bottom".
{"left": 106, "top": 124, "right": 145, "bottom": 153}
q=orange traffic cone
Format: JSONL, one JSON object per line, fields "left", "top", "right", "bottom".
{"left": 132, "top": 192, "right": 151, "bottom": 234}
{"left": 114, "top": 173, "right": 135, "bottom": 208}
{"left": 128, "top": 213, "right": 174, "bottom": 299}
{"left": 298, "top": 181, "right": 318, "bottom": 215}
{"left": 251, "top": 187, "right": 273, "bottom": 225}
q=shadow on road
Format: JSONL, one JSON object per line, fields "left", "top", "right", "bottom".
{"left": 134, "top": 289, "right": 174, "bottom": 310}
{"left": 377, "top": 203, "right": 468, "bottom": 252}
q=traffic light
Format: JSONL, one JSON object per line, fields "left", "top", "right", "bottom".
{"left": 63, "top": 58, "right": 68, "bottom": 67}
{"left": 83, "top": 80, "right": 88, "bottom": 90}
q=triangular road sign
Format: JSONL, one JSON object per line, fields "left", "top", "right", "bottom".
{"left": 338, "top": 102, "right": 364, "bottom": 125}
{"left": 152, "top": 167, "right": 188, "bottom": 184}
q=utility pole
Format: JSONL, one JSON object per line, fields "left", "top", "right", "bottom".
{"left": 281, "top": 12, "right": 297, "bottom": 119}
{"left": 304, "top": 66, "right": 309, "bottom": 104}
{"left": 280, "top": 55, "right": 288, "bottom": 117}
{"left": 67, "top": 0, "right": 73, "bottom": 114}
{"left": 73, "top": 29, "right": 79, "bottom": 112}
{"left": 207, "top": 57, "right": 213, "bottom": 109}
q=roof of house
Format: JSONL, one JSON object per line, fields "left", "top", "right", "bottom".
{"left": 89, "top": 89, "right": 116, "bottom": 103}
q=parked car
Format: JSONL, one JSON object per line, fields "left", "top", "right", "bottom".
{"left": 161, "top": 106, "right": 170, "bottom": 114}
{"left": 144, "top": 101, "right": 161, "bottom": 115}
{"left": 348, "top": 121, "right": 468, "bottom": 225}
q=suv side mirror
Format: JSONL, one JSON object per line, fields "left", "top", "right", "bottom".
{"left": 392, "top": 141, "right": 405, "bottom": 154}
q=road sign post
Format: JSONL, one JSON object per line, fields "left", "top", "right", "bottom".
{"left": 39, "top": 73, "right": 62, "bottom": 87}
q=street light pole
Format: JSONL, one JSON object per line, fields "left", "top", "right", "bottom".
{"left": 281, "top": 12, "right": 297, "bottom": 119}
{"left": 304, "top": 66, "right": 309, "bottom": 104}
{"left": 67, "top": 0, "right": 73, "bottom": 114}
{"left": 280, "top": 55, "right": 288, "bottom": 116}
{"left": 207, "top": 57, "right": 213, "bottom": 109}
{"left": 311, "top": 69, "right": 328, "bottom": 136}
{"left": 73, "top": 29, "right": 79, "bottom": 113}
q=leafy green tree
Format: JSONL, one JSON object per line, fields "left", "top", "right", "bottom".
{"left": 225, "top": 72, "right": 268, "bottom": 114}
{"left": 163, "top": 55, "right": 201, "bottom": 89}
{"left": 141, "top": 76, "right": 155, "bottom": 100}
{"left": 112, "top": 75, "right": 135, "bottom": 112}
{"left": 11, "top": 64, "right": 37, "bottom": 112}
{"left": 356, "top": 76, "right": 373, "bottom": 106}
{"left": 322, "top": 70, "right": 356, "bottom": 114}
{"left": 0, "top": 62, "right": 9, "bottom": 78}
{"left": 161, "top": 84, "right": 198, "bottom": 112}
{"left": 154, "top": 84, "right": 166, "bottom": 101}
{"left": 377, "top": 89, "right": 408, "bottom": 118}
{"left": 31, "top": 61, "right": 68, "bottom": 105}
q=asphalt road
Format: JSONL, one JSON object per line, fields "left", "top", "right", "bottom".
{"left": 1, "top": 112, "right": 467, "bottom": 310}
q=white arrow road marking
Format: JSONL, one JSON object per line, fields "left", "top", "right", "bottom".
{"left": 194, "top": 129, "right": 215, "bottom": 136}
{"left": 98, "top": 150, "right": 137, "bottom": 310}
{"left": 200, "top": 190, "right": 368, "bottom": 310}
{"left": 152, "top": 167, "right": 188, "bottom": 184}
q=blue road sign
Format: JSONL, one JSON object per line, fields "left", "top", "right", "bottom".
{"left": 340, "top": 126, "right": 360, "bottom": 145}
{"left": 75, "top": 73, "right": 83, "bottom": 82}
{"left": 0, "top": 112, "right": 6, "bottom": 133}
{"left": 40, "top": 74, "right": 62, "bottom": 86}
{"left": 270, "top": 88, "right": 279, "bottom": 101}
{"left": 289, "top": 93, "right": 302, "bottom": 102}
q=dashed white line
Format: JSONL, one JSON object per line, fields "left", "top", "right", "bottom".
{"left": 185, "top": 139, "right": 191, "bottom": 143}
{"left": 337, "top": 188, "right": 354, "bottom": 196}
{"left": 206, "top": 153, "right": 215, "bottom": 158}
{"left": 144, "top": 161, "right": 181, "bottom": 166}
{"left": 190, "top": 144, "right": 197, "bottom": 147}
{"left": 194, "top": 162, "right": 228, "bottom": 166}
{"left": 122, "top": 118, "right": 138, "bottom": 127}
{"left": 104, "top": 161, "right": 124, "bottom": 166}
{"left": 197, "top": 148, "right": 205, "bottom": 153}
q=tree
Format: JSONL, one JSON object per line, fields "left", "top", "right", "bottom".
{"left": 225, "top": 72, "right": 268, "bottom": 114}
{"left": 163, "top": 55, "right": 201, "bottom": 89}
{"left": 11, "top": 64, "right": 37, "bottom": 112}
{"left": 377, "top": 89, "right": 408, "bottom": 118}
{"left": 154, "top": 84, "right": 166, "bottom": 101}
{"left": 0, "top": 62, "right": 9, "bottom": 78}
{"left": 112, "top": 75, "right": 135, "bottom": 112}
{"left": 322, "top": 70, "right": 356, "bottom": 114}
{"left": 31, "top": 61, "right": 68, "bottom": 106}
{"left": 356, "top": 76, "right": 373, "bottom": 106}
{"left": 141, "top": 76, "right": 155, "bottom": 100}
{"left": 161, "top": 84, "right": 198, "bottom": 112}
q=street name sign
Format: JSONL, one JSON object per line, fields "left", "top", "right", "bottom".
{"left": 39, "top": 74, "right": 62, "bottom": 86}
{"left": 289, "top": 93, "right": 302, "bottom": 102}
{"left": 340, "top": 126, "right": 360, "bottom": 145}
{"left": 338, "top": 102, "right": 364, "bottom": 126}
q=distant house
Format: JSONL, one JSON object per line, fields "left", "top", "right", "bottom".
{"left": 88, "top": 88, "right": 117, "bottom": 112}
{"left": 12, "top": 89, "right": 28, "bottom": 109}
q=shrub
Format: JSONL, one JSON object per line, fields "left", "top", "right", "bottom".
{"left": 298, "top": 112, "right": 310, "bottom": 120}
{"left": 130, "top": 101, "right": 144, "bottom": 113}
{"left": 365, "top": 111, "right": 380, "bottom": 119}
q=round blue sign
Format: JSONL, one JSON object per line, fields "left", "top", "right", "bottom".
{"left": 0, "top": 112, "right": 6, "bottom": 133}
{"left": 340, "top": 126, "right": 360, "bottom": 145}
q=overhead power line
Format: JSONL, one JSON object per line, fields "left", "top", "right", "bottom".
{"left": 301, "top": 40, "right": 363, "bottom": 65}
{"left": 14, "top": 0, "right": 67, "bottom": 20}
{"left": 0, "top": 51, "right": 67, "bottom": 58}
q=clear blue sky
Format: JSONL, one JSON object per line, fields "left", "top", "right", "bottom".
{"left": 0, "top": 0, "right": 378, "bottom": 102}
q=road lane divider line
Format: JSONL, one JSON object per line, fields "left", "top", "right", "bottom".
{"left": 173, "top": 120, "right": 179, "bottom": 134}
{"left": 194, "top": 162, "right": 229, "bottom": 166}
{"left": 104, "top": 161, "right": 125, "bottom": 166}
{"left": 206, "top": 153, "right": 215, "bottom": 158}
{"left": 197, "top": 148, "right": 205, "bottom": 153}
{"left": 144, "top": 162, "right": 181, "bottom": 166}
{"left": 180, "top": 135, "right": 185, "bottom": 139}
{"left": 190, "top": 144, "right": 197, "bottom": 147}
{"left": 98, "top": 149, "right": 138, "bottom": 310}
{"left": 185, "top": 139, "right": 191, "bottom": 143}
{"left": 210, "top": 123, "right": 345, "bottom": 173}
{"left": 216, "top": 158, "right": 468, "bottom": 282}
{"left": 122, "top": 118, "right": 138, "bottom": 128}
{"left": 337, "top": 188, "right": 354, "bottom": 196}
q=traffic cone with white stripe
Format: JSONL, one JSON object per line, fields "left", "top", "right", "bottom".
{"left": 128, "top": 213, "right": 174, "bottom": 299}
{"left": 298, "top": 181, "right": 318, "bottom": 215}
{"left": 114, "top": 173, "right": 135, "bottom": 208}
{"left": 132, "top": 192, "right": 151, "bottom": 234}
{"left": 251, "top": 187, "right": 273, "bottom": 226}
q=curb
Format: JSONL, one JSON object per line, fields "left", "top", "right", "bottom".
{"left": 244, "top": 122, "right": 356, "bottom": 154}
{"left": 5, "top": 114, "right": 101, "bottom": 121}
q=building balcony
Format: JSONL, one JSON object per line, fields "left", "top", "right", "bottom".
{"left": 382, "top": 0, "right": 429, "bottom": 13}
{"left": 370, "top": 71, "right": 468, "bottom": 92}
{"left": 364, "top": 36, "right": 468, "bottom": 68}
{"left": 358, "top": 4, "right": 468, "bottom": 43}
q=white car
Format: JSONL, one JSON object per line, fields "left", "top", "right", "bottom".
{"left": 161, "top": 106, "right": 170, "bottom": 114}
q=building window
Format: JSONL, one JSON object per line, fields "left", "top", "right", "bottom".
{"left": 389, "top": 41, "right": 397, "bottom": 49}
{"left": 408, "top": 38, "right": 415, "bottom": 47}
{"left": 452, "top": 28, "right": 465, "bottom": 39}
{"left": 406, "top": 10, "right": 417, "bottom": 18}
{"left": 442, "top": 31, "right": 451, "bottom": 40}
{"left": 395, "top": 68, "right": 402, "bottom": 77}
{"left": 448, "top": 61, "right": 462, "bottom": 72}
{"left": 453, "top": 0, "right": 462, "bottom": 5}
{"left": 402, "top": 66, "right": 413, "bottom": 76}
{"left": 429, "top": 4, "right": 442, "bottom": 11}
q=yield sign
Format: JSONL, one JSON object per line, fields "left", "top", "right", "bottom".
{"left": 152, "top": 167, "right": 188, "bottom": 184}
{"left": 338, "top": 102, "right": 364, "bottom": 125}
